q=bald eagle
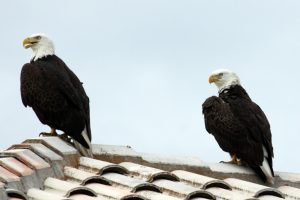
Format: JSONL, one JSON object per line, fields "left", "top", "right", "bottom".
{"left": 21, "top": 33, "right": 92, "bottom": 157}
{"left": 202, "top": 69, "right": 274, "bottom": 184}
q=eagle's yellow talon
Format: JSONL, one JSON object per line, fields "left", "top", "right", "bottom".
{"left": 39, "top": 128, "right": 57, "bottom": 137}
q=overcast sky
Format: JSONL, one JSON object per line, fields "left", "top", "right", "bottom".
{"left": 0, "top": 0, "right": 299, "bottom": 173}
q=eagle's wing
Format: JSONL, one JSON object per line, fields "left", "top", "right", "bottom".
{"left": 21, "top": 61, "right": 82, "bottom": 108}
{"left": 230, "top": 98, "right": 272, "bottom": 156}
{"left": 47, "top": 63, "right": 83, "bottom": 110}
{"left": 249, "top": 102, "right": 274, "bottom": 176}
{"left": 58, "top": 60, "right": 91, "bottom": 141}
{"left": 202, "top": 96, "right": 250, "bottom": 157}
{"left": 252, "top": 103, "right": 273, "bottom": 156}
{"left": 20, "top": 63, "right": 32, "bottom": 107}
{"left": 224, "top": 95, "right": 274, "bottom": 178}
{"left": 224, "top": 97, "right": 264, "bottom": 162}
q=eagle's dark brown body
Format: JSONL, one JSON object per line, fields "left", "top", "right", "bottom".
{"left": 20, "top": 55, "right": 91, "bottom": 148}
{"left": 202, "top": 85, "right": 274, "bottom": 182}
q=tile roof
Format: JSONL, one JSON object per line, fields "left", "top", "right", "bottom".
{"left": 0, "top": 136, "right": 299, "bottom": 200}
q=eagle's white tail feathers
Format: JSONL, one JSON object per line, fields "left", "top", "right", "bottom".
{"left": 260, "top": 146, "right": 274, "bottom": 184}
{"left": 73, "top": 126, "right": 93, "bottom": 158}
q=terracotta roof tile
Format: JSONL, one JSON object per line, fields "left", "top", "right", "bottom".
{"left": 224, "top": 178, "right": 284, "bottom": 198}
{"left": 278, "top": 185, "right": 300, "bottom": 199}
{"left": 27, "top": 188, "right": 71, "bottom": 200}
{"left": 86, "top": 182, "right": 144, "bottom": 199}
{"left": 8, "top": 198, "right": 24, "bottom": 200}
{"left": 68, "top": 193, "right": 102, "bottom": 200}
{"left": 101, "top": 172, "right": 161, "bottom": 193}
{"left": 43, "top": 177, "right": 97, "bottom": 197}
{"left": 120, "top": 162, "right": 179, "bottom": 182}
{"left": 79, "top": 157, "right": 128, "bottom": 175}
{"left": 1, "top": 136, "right": 300, "bottom": 200}
{"left": 206, "top": 187, "right": 250, "bottom": 200}
{"left": 64, "top": 166, "right": 111, "bottom": 185}
{"left": 258, "top": 196, "right": 286, "bottom": 200}
{"left": 152, "top": 179, "right": 215, "bottom": 199}
{"left": 136, "top": 190, "right": 181, "bottom": 200}
{"left": 172, "top": 170, "right": 231, "bottom": 190}
{"left": 5, "top": 188, "right": 27, "bottom": 200}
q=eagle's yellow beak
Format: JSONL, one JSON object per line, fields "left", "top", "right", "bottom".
{"left": 208, "top": 74, "right": 219, "bottom": 84}
{"left": 23, "top": 37, "right": 38, "bottom": 49}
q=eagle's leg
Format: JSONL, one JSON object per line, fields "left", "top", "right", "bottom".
{"left": 220, "top": 154, "right": 239, "bottom": 165}
{"left": 39, "top": 128, "right": 58, "bottom": 137}
{"left": 59, "top": 133, "right": 73, "bottom": 144}
{"left": 236, "top": 159, "right": 243, "bottom": 166}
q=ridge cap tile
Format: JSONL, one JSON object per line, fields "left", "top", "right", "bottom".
{"left": 0, "top": 182, "right": 8, "bottom": 200}
{"left": 92, "top": 144, "right": 140, "bottom": 157}
{"left": 0, "top": 149, "right": 50, "bottom": 170}
{"left": 23, "top": 137, "right": 80, "bottom": 167}
{"left": 141, "top": 153, "right": 207, "bottom": 167}
{"left": 8, "top": 143, "right": 65, "bottom": 179}
{"left": 0, "top": 157, "right": 34, "bottom": 177}
{"left": 9, "top": 143, "right": 63, "bottom": 162}
{"left": 0, "top": 165, "right": 21, "bottom": 182}
{"left": 276, "top": 171, "right": 300, "bottom": 183}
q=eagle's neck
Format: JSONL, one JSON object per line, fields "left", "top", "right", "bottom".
{"left": 217, "top": 79, "right": 240, "bottom": 93}
{"left": 31, "top": 44, "right": 55, "bottom": 61}
{"left": 219, "top": 85, "right": 251, "bottom": 100}
{"left": 218, "top": 84, "right": 236, "bottom": 94}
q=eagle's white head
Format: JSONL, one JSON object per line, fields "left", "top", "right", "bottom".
{"left": 208, "top": 69, "right": 241, "bottom": 92}
{"left": 23, "top": 33, "right": 55, "bottom": 61}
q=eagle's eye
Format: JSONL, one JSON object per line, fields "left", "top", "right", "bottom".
{"left": 219, "top": 73, "right": 224, "bottom": 77}
{"left": 35, "top": 36, "right": 42, "bottom": 40}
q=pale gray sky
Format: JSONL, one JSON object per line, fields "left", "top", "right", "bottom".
{"left": 0, "top": 0, "right": 299, "bottom": 172}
